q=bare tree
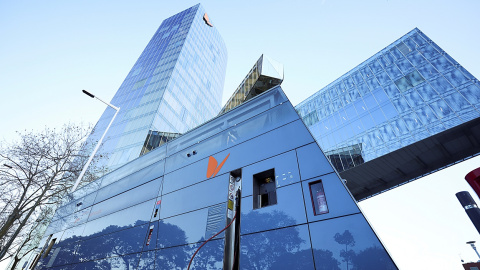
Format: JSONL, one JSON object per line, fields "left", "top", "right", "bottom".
{"left": 0, "top": 123, "right": 105, "bottom": 263}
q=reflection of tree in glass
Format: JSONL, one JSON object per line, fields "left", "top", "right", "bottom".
{"left": 334, "top": 230, "right": 355, "bottom": 270}
{"left": 312, "top": 249, "right": 341, "bottom": 270}
{"left": 155, "top": 220, "right": 190, "bottom": 269}
{"left": 240, "top": 210, "right": 315, "bottom": 270}
{"left": 351, "top": 246, "right": 396, "bottom": 270}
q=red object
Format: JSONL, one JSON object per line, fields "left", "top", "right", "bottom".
{"left": 466, "top": 168, "right": 480, "bottom": 198}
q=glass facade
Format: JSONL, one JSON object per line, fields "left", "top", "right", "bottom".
{"left": 296, "top": 28, "right": 480, "bottom": 173}
{"left": 33, "top": 87, "right": 397, "bottom": 270}
{"left": 85, "top": 4, "right": 227, "bottom": 172}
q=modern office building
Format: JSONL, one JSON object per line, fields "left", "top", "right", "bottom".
{"left": 85, "top": 3, "right": 227, "bottom": 172}
{"left": 296, "top": 28, "right": 480, "bottom": 200}
{"left": 33, "top": 86, "right": 397, "bottom": 270}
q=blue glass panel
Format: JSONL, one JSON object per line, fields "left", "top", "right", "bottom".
{"left": 167, "top": 87, "right": 288, "bottom": 156}
{"left": 403, "top": 37, "right": 417, "bottom": 51}
{"left": 75, "top": 223, "right": 148, "bottom": 262}
{"left": 81, "top": 199, "right": 154, "bottom": 239}
{"left": 365, "top": 77, "right": 380, "bottom": 90}
{"left": 429, "top": 99, "right": 453, "bottom": 119}
{"left": 444, "top": 69, "right": 470, "bottom": 86}
{"left": 380, "top": 102, "right": 398, "bottom": 119}
{"left": 157, "top": 204, "right": 226, "bottom": 249}
{"left": 384, "top": 64, "right": 403, "bottom": 80}
{"left": 375, "top": 70, "right": 391, "bottom": 86}
{"left": 383, "top": 83, "right": 400, "bottom": 98}
{"left": 95, "top": 163, "right": 164, "bottom": 204}
{"left": 240, "top": 225, "right": 314, "bottom": 270}
{"left": 242, "top": 150, "right": 300, "bottom": 197}
{"left": 403, "top": 112, "right": 423, "bottom": 131}
{"left": 444, "top": 90, "right": 473, "bottom": 111}
{"left": 156, "top": 239, "right": 224, "bottom": 270}
{"left": 379, "top": 123, "right": 397, "bottom": 141}
{"left": 160, "top": 174, "right": 228, "bottom": 219}
{"left": 417, "top": 63, "right": 439, "bottom": 80}
{"left": 416, "top": 83, "right": 439, "bottom": 101}
{"left": 296, "top": 143, "right": 335, "bottom": 180}
{"left": 370, "top": 108, "right": 386, "bottom": 125}
{"left": 309, "top": 214, "right": 397, "bottom": 270}
{"left": 390, "top": 47, "right": 404, "bottom": 60}
{"left": 430, "top": 76, "right": 453, "bottom": 92}
{"left": 415, "top": 105, "right": 438, "bottom": 126}
{"left": 418, "top": 44, "right": 440, "bottom": 60}
{"left": 368, "top": 59, "right": 383, "bottom": 74}
{"left": 241, "top": 183, "right": 307, "bottom": 234}
{"left": 391, "top": 118, "right": 409, "bottom": 135}
{"left": 137, "top": 251, "right": 156, "bottom": 270}
{"left": 89, "top": 178, "right": 162, "bottom": 222}
{"left": 430, "top": 56, "right": 454, "bottom": 73}
{"left": 458, "top": 84, "right": 480, "bottom": 106}
{"left": 406, "top": 51, "right": 427, "bottom": 67}
{"left": 391, "top": 96, "right": 410, "bottom": 113}
{"left": 395, "top": 57, "right": 414, "bottom": 74}
{"left": 165, "top": 103, "right": 299, "bottom": 175}
{"left": 302, "top": 174, "right": 359, "bottom": 222}
{"left": 371, "top": 87, "right": 389, "bottom": 105}
{"left": 362, "top": 94, "right": 377, "bottom": 110}
{"left": 403, "top": 90, "right": 424, "bottom": 107}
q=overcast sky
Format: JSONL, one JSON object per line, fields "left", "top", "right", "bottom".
{"left": 1, "top": 1, "right": 480, "bottom": 269}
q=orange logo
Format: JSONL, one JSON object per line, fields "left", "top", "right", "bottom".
{"left": 203, "top": 13, "right": 213, "bottom": 27}
{"left": 207, "top": 153, "right": 230, "bottom": 178}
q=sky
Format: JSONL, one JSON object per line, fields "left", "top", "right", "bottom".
{"left": 1, "top": 0, "right": 480, "bottom": 269}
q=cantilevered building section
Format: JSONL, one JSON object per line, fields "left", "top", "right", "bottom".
{"left": 84, "top": 4, "right": 227, "bottom": 172}
{"left": 220, "top": 54, "right": 283, "bottom": 115}
{"left": 34, "top": 87, "right": 397, "bottom": 270}
{"left": 296, "top": 28, "right": 480, "bottom": 200}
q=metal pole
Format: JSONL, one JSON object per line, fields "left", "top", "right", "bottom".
{"left": 70, "top": 90, "right": 120, "bottom": 193}
{"left": 456, "top": 191, "right": 480, "bottom": 235}
{"left": 467, "top": 241, "right": 480, "bottom": 261}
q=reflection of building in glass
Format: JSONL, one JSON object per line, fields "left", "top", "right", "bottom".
{"left": 85, "top": 4, "right": 227, "bottom": 171}
{"left": 296, "top": 28, "right": 480, "bottom": 200}
{"left": 220, "top": 54, "right": 283, "bottom": 115}
{"left": 33, "top": 87, "right": 397, "bottom": 270}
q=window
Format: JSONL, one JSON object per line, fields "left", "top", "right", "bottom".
{"left": 309, "top": 181, "right": 329, "bottom": 215}
{"left": 253, "top": 169, "right": 277, "bottom": 209}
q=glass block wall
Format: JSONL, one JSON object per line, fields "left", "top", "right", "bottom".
{"left": 296, "top": 28, "right": 480, "bottom": 173}
{"left": 84, "top": 4, "right": 227, "bottom": 172}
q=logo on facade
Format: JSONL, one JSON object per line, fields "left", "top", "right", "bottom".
{"left": 203, "top": 13, "right": 213, "bottom": 27}
{"left": 206, "top": 153, "right": 230, "bottom": 178}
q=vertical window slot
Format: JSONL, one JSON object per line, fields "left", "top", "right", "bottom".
{"left": 253, "top": 169, "right": 277, "bottom": 209}
{"left": 309, "top": 180, "right": 329, "bottom": 215}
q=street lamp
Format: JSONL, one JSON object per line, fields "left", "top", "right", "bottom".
{"left": 467, "top": 241, "right": 480, "bottom": 261}
{"left": 70, "top": 90, "right": 120, "bottom": 193}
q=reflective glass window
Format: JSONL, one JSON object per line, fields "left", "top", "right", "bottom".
{"left": 415, "top": 105, "right": 438, "bottom": 125}
{"left": 417, "top": 63, "right": 439, "bottom": 80}
{"left": 396, "top": 58, "right": 414, "bottom": 74}
{"left": 353, "top": 71, "right": 365, "bottom": 85}
{"left": 370, "top": 108, "right": 386, "bottom": 125}
{"left": 390, "top": 47, "right": 404, "bottom": 60}
{"left": 392, "top": 96, "right": 410, "bottom": 113}
{"left": 458, "top": 84, "right": 480, "bottom": 105}
{"left": 403, "top": 37, "right": 418, "bottom": 51}
{"left": 403, "top": 90, "right": 424, "bottom": 107}
{"left": 444, "top": 91, "right": 472, "bottom": 111}
{"left": 391, "top": 118, "right": 409, "bottom": 135}
{"left": 363, "top": 94, "right": 378, "bottom": 110}
{"left": 411, "top": 33, "right": 427, "bottom": 46}
{"left": 354, "top": 99, "right": 368, "bottom": 116}
{"left": 383, "top": 83, "right": 400, "bottom": 98}
{"left": 429, "top": 99, "right": 453, "bottom": 118}
{"left": 406, "top": 51, "right": 427, "bottom": 67}
{"left": 379, "top": 123, "right": 397, "bottom": 141}
{"left": 418, "top": 44, "right": 440, "bottom": 60}
{"left": 416, "top": 83, "right": 439, "bottom": 101}
{"left": 396, "top": 41, "right": 412, "bottom": 55}
{"left": 369, "top": 59, "right": 383, "bottom": 74}
{"left": 444, "top": 69, "right": 469, "bottom": 86}
{"left": 375, "top": 69, "right": 391, "bottom": 86}
{"left": 403, "top": 112, "right": 423, "bottom": 131}
{"left": 430, "top": 56, "right": 454, "bottom": 73}
{"left": 430, "top": 76, "right": 454, "bottom": 92}
{"left": 372, "top": 87, "right": 389, "bottom": 105}
{"left": 384, "top": 64, "right": 403, "bottom": 80}
{"left": 381, "top": 103, "right": 399, "bottom": 119}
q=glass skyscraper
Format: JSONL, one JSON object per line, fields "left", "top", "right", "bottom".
{"left": 86, "top": 4, "right": 227, "bottom": 171}
{"left": 296, "top": 28, "right": 480, "bottom": 200}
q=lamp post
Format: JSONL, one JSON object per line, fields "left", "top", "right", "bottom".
{"left": 467, "top": 241, "right": 480, "bottom": 261}
{"left": 70, "top": 90, "right": 120, "bottom": 193}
